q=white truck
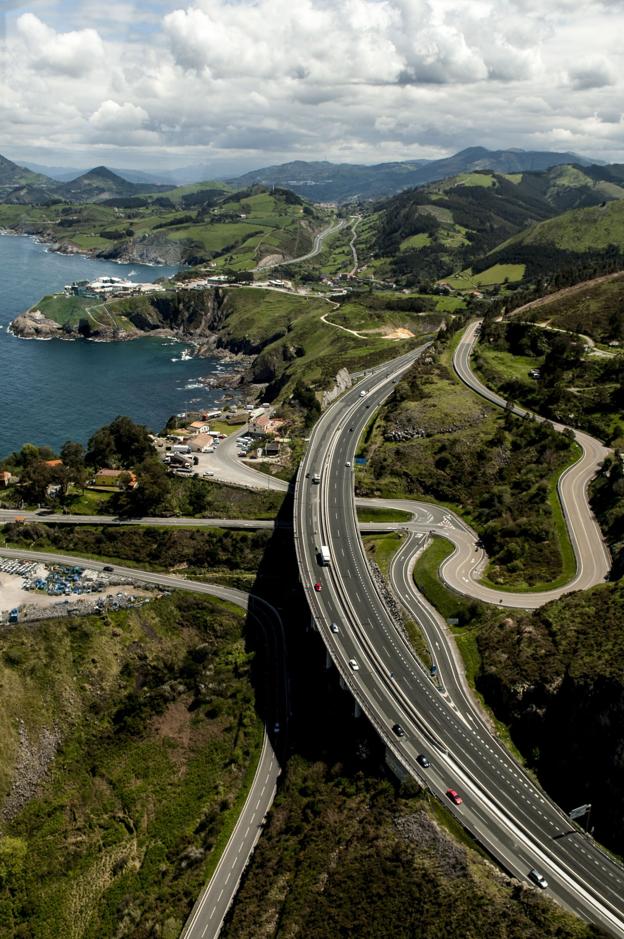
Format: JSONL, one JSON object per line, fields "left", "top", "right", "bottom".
{"left": 320, "top": 545, "right": 331, "bottom": 566}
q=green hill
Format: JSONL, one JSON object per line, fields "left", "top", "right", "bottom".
{"left": 503, "top": 199, "right": 624, "bottom": 253}
{"left": 365, "top": 163, "right": 624, "bottom": 288}
{"left": 0, "top": 185, "right": 324, "bottom": 268}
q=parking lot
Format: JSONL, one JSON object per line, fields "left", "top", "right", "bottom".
{"left": 0, "top": 557, "right": 156, "bottom": 624}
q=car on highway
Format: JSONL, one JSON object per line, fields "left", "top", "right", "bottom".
{"left": 273, "top": 721, "right": 280, "bottom": 734}
{"left": 417, "top": 753, "right": 431, "bottom": 768}
{"left": 330, "top": 622, "right": 339, "bottom": 633}
{"left": 392, "top": 723, "right": 405, "bottom": 737}
{"left": 102, "top": 565, "right": 114, "bottom": 573}
{"left": 348, "top": 658, "right": 360, "bottom": 671}
{"left": 359, "top": 389, "right": 367, "bottom": 397}
{"left": 345, "top": 461, "right": 351, "bottom": 468}
{"left": 446, "top": 788, "right": 463, "bottom": 805}
{"left": 314, "top": 582, "right": 322, "bottom": 592}
{"left": 528, "top": 868, "right": 548, "bottom": 889}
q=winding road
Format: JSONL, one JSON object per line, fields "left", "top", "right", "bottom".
{"left": 254, "top": 218, "right": 347, "bottom": 272}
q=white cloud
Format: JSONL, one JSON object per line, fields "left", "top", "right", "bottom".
{"left": 1, "top": 0, "right": 624, "bottom": 169}
{"left": 16, "top": 13, "right": 105, "bottom": 77}
{"left": 89, "top": 100, "right": 149, "bottom": 132}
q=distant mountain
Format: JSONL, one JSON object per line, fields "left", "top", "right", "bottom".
{"left": 21, "top": 161, "right": 173, "bottom": 186}
{"left": 229, "top": 148, "right": 598, "bottom": 203}
{"left": 229, "top": 159, "right": 430, "bottom": 202}
{"left": 0, "top": 153, "right": 61, "bottom": 203}
{"left": 57, "top": 166, "right": 170, "bottom": 202}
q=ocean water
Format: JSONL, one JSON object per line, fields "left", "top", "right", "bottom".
{"left": 0, "top": 234, "right": 236, "bottom": 455}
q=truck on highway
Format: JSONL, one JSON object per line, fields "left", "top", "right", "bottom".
{"left": 319, "top": 545, "right": 331, "bottom": 566}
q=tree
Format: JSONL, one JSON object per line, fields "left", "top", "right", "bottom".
{"left": 118, "top": 456, "right": 170, "bottom": 516}
{"left": 86, "top": 416, "right": 153, "bottom": 469}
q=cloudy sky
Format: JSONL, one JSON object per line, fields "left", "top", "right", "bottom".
{"left": 1, "top": 0, "right": 623, "bottom": 175}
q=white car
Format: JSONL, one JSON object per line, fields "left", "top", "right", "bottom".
{"left": 528, "top": 869, "right": 548, "bottom": 889}
{"left": 330, "top": 622, "right": 339, "bottom": 633}
{"left": 359, "top": 390, "right": 367, "bottom": 397}
{"left": 203, "top": 471, "right": 215, "bottom": 477}
{"left": 348, "top": 658, "right": 359, "bottom": 671}
{"left": 345, "top": 461, "right": 351, "bottom": 468}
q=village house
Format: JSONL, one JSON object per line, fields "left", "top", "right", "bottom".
{"left": 91, "top": 468, "right": 138, "bottom": 490}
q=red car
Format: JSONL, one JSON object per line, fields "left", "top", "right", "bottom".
{"left": 446, "top": 788, "right": 463, "bottom": 805}
{"left": 314, "top": 582, "right": 322, "bottom": 592}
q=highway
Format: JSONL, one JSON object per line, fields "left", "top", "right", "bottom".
{"left": 293, "top": 338, "right": 624, "bottom": 937}
{"left": 254, "top": 218, "right": 347, "bottom": 272}
{"left": 0, "top": 547, "right": 285, "bottom": 939}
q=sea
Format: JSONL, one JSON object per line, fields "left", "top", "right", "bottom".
{"left": 0, "top": 233, "right": 238, "bottom": 456}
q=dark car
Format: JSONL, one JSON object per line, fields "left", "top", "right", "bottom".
{"left": 392, "top": 723, "right": 405, "bottom": 737}
{"left": 102, "top": 565, "right": 114, "bottom": 573}
{"left": 417, "top": 753, "right": 431, "bottom": 768}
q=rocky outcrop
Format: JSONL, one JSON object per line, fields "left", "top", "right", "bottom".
{"left": 9, "top": 309, "right": 66, "bottom": 339}
{"left": 10, "top": 288, "right": 230, "bottom": 344}
{"left": 319, "top": 367, "right": 352, "bottom": 409}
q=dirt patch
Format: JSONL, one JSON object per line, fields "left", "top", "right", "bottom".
{"left": 383, "top": 326, "right": 415, "bottom": 340}
{"left": 1, "top": 720, "right": 61, "bottom": 822}
{"left": 152, "top": 698, "right": 192, "bottom": 748}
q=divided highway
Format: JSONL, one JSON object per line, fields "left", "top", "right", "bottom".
{"left": 293, "top": 338, "right": 624, "bottom": 937}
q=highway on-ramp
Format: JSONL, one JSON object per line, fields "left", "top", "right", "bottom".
{"left": 453, "top": 320, "right": 611, "bottom": 600}
{"left": 293, "top": 341, "right": 624, "bottom": 937}
{"left": 0, "top": 547, "right": 285, "bottom": 939}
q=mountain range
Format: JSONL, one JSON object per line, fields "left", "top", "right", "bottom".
{"left": 0, "top": 146, "right": 601, "bottom": 206}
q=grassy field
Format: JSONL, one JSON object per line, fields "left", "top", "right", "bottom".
{"left": 446, "top": 263, "right": 526, "bottom": 289}
{"left": 0, "top": 591, "right": 263, "bottom": 937}
{"left": 362, "top": 531, "right": 404, "bottom": 576}
{"left": 356, "top": 506, "right": 412, "bottom": 523}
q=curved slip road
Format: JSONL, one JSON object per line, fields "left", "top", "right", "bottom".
{"left": 0, "top": 547, "right": 285, "bottom": 939}
{"left": 452, "top": 320, "right": 611, "bottom": 604}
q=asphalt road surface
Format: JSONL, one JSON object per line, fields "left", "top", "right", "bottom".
{"left": 453, "top": 320, "right": 612, "bottom": 598}
{"left": 293, "top": 340, "right": 624, "bottom": 937}
{"left": 0, "top": 547, "right": 285, "bottom": 939}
